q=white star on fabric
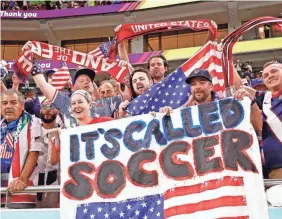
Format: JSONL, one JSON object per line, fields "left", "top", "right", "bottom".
{"left": 97, "top": 207, "right": 102, "bottom": 212}
{"left": 83, "top": 208, "right": 88, "bottom": 214}
{"left": 156, "top": 212, "right": 161, "bottom": 217}
{"left": 134, "top": 99, "right": 138, "bottom": 103}
{"left": 150, "top": 207, "right": 154, "bottom": 212}
{"left": 173, "top": 92, "right": 176, "bottom": 96}
{"left": 104, "top": 213, "right": 109, "bottom": 218}
{"left": 176, "top": 85, "right": 179, "bottom": 88}
{"left": 119, "top": 212, "right": 124, "bottom": 217}
{"left": 165, "top": 92, "right": 169, "bottom": 96}
{"left": 112, "top": 207, "right": 117, "bottom": 212}
{"left": 135, "top": 210, "right": 140, "bottom": 215}
{"left": 170, "top": 100, "right": 174, "bottom": 104}
{"left": 171, "top": 77, "right": 175, "bottom": 81}
{"left": 182, "top": 84, "right": 187, "bottom": 88}
{"left": 156, "top": 200, "right": 161, "bottom": 205}
{"left": 177, "top": 100, "right": 180, "bottom": 104}
{"left": 161, "top": 83, "right": 165, "bottom": 87}
{"left": 126, "top": 204, "right": 132, "bottom": 210}
{"left": 154, "top": 98, "right": 158, "bottom": 102}
{"left": 158, "top": 91, "right": 162, "bottom": 94}
{"left": 151, "top": 105, "right": 155, "bottom": 110}
{"left": 141, "top": 202, "right": 147, "bottom": 207}
{"left": 110, "top": 101, "right": 117, "bottom": 111}
{"left": 162, "top": 100, "right": 166, "bottom": 103}
{"left": 90, "top": 214, "right": 95, "bottom": 219}
{"left": 179, "top": 92, "right": 183, "bottom": 96}
{"left": 179, "top": 78, "right": 183, "bottom": 81}
{"left": 143, "top": 215, "right": 148, "bottom": 219}
{"left": 168, "top": 84, "right": 172, "bottom": 88}
{"left": 143, "top": 100, "right": 147, "bottom": 103}
{"left": 145, "top": 93, "right": 150, "bottom": 97}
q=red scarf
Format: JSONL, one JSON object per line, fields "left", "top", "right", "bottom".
{"left": 115, "top": 20, "right": 218, "bottom": 42}
{"left": 222, "top": 16, "right": 282, "bottom": 87}
{"left": 14, "top": 41, "right": 131, "bottom": 86}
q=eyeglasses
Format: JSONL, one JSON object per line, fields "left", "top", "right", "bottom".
{"left": 41, "top": 104, "right": 56, "bottom": 110}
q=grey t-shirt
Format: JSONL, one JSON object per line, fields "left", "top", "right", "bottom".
{"left": 51, "top": 91, "right": 122, "bottom": 128}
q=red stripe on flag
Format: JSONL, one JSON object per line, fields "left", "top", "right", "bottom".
{"left": 12, "top": 140, "right": 21, "bottom": 178}
{"left": 164, "top": 196, "right": 246, "bottom": 218}
{"left": 164, "top": 176, "right": 243, "bottom": 200}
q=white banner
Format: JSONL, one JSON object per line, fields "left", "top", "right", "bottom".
{"left": 61, "top": 98, "right": 268, "bottom": 219}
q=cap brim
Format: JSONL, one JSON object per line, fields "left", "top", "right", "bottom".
{"left": 185, "top": 76, "right": 211, "bottom": 84}
{"left": 73, "top": 68, "right": 95, "bottom": 84}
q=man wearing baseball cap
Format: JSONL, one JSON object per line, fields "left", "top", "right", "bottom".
{"left": 184, "top": 68, "right": 219, "bottom": 106}
{"left": 30, "top": 59, "right": 121, "bottom": 128}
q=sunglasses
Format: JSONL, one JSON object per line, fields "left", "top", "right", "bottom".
{"left": 41, "top": 104, "right": 56, "bottom": 110}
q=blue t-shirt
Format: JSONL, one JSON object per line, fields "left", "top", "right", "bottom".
{"left": 52, "top": 91, "right": 122, "bottom": 128}
{"left": 255, "top": 91, "right": 282, "bottom": 170}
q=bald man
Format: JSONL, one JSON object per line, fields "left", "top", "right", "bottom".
{"left": 99, "top": 82, "right": 115, "bottom": 99}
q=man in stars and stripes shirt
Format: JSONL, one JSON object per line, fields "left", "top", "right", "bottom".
{"left": 244, "top": 61, "right": 282, "bottom": 179}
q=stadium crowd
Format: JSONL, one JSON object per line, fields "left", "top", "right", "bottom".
{"left": 1, "top": 0, "right": 136, "bottom": 10}
{"left": 0, "top": 24, "right": 282, "bottom": 209}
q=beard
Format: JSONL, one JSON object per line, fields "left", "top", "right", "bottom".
{"left": 40, "top": 113, "right": 57, "bottom": 123}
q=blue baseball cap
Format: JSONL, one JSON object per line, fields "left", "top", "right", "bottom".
{"left": 72, "top": 68, "right": 95, "bottom": 85}
{"left": 251, "top": 78, "right": 264, "bottom": 88}
{"left": 185, "top": 69, "right": 212, "bottom": 84}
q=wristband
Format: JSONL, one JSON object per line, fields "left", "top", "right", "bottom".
{"left": 31, "top": 58, "right": 43, "bottom": 76}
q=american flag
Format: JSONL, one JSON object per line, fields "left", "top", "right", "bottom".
{"left": 76, "top": 176, "right": 248, "bottom": 219}
{"left": 88, "top": 41, "right": 113, "bottom": 58}
{"left": 0, "top": 133, "right": 14, "bottom": 159}
{"left": 51, "top": 62, "right": 72, "bottom": 91}
{"left": 127, "top": 41, "right": 226, "bottom": 116}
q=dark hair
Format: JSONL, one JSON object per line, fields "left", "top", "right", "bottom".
{"left": 130, "top": 67, "right": 152, "bottom": 98}
{"left": 147, "top": 55, "right": 169, "bottom": 69}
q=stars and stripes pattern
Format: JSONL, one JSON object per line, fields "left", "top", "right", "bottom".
{"left": 88, "top": 41, "right": 113, "bottom": 58}
{"left": 127, "top": 41, "right": 225, "bottom": 116}
{"left": 76, "top": 176, "right": 248, "bottom": 219}
{"left": 51, "top": 62, "right": 72, "bottom": 91}
{"left": 0, "top": 133, "right": 14, "bottom": 159}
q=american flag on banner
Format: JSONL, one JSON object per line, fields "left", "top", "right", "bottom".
{"left": 127, "top": 41, "right": 225, "bottom": 116}
{"left": 51, "top": 62, "right": 71, "bottom": 90}
{"left": 76, "top": 176, "right": 248, "bottom": 219}
{"left": 88, "top": 41, "right": 113, "bottom": 58}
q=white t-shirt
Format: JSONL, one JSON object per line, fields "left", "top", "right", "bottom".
{"left": 37, "top": 125, "right": 60, "bottom": 173}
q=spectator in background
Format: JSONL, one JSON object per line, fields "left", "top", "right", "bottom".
{"left": 1, "top": 89, "right": 42, "bottom": 208}
{"left": 251, "top": 78, "right": 268, "bottom": 92}
{"left": 99, "top": 82, "right": 115, "bottom": 99}
{"left": 234, "top": 60, "right": 242, "bottom": 76}
{"left": 147, "top": 55, "right": 169, "bottom": 84}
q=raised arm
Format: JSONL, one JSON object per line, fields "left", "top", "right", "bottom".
{"left": 31, "top": 59, "right": 57, "bottom": 101}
